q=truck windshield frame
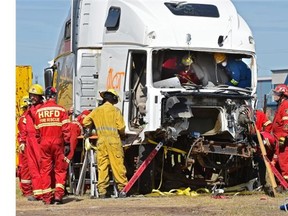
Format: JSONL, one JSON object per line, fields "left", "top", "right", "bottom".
{"left": 164, "top": 3, "right": 219, "bottom": 18}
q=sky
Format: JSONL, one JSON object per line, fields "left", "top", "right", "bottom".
{"left": 16, "top": 0, "right": 288, "bottom": 86}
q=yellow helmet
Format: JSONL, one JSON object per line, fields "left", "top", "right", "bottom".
{"left": 100, "top": 88, "right": 119, "bottom": 98}
{"left": 100, "top": 88, "right": 121, "bottom": 102}
{"left": 28, "top": 84, "right": 44, "bottom": 95}
{"left": 20, "top": 95, "right": 30, "bottom": 108}
{"left": 214, "top": 53, "right": 227, "bottom": 64}
{"left": 181, "top": 55, "right": 193, "bottom": 66}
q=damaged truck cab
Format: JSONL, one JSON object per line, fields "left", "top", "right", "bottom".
{"left": 46, "top": 0, "right": 259, "bottom": 194}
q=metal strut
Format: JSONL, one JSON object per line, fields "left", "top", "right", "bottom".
{"left": 75, "top": 149, "right": 89, "bottom": 196}
{"left": 89, "top": 149, "right": 99, "bottom": 198}
{"left": 75, "top": 148, "right": 99, "bottom": 197}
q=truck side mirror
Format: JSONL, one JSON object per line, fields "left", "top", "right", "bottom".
{"left": 44, "top": 67, "right": 54, "bottom": 89}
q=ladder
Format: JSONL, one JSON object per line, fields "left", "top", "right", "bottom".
{"left": 75, "top": 148, "right": 98, "bottom": 197}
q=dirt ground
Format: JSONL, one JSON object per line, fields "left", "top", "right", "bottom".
{"left": 16, "top": 189, "right": 288, "bottom": 216}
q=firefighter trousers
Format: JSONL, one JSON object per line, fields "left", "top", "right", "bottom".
{"left": 18, "top": 148, "right": 33, "bottom": 197}
{"left": 97, "top": 136, "right": 128, "bottom": 195}
{"left": 40, "top": 137, "right": 67, "bottom": 204}
{"left": 26, "top": 135, "right": 42, "bottom": 199}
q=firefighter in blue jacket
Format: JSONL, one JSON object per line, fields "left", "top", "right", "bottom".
{"left": 214, "top": 53, "right": 251, "bottom": 88}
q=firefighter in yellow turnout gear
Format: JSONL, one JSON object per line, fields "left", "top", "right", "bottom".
{"left": 83, "top": 89, "right": 128, "bottom": 198}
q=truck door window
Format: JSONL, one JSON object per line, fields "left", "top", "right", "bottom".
{"left": 129, "top": 52, "right": 147, "bottom": 128}
{"left": 64, "top": 20, "right": 71, "bottom": 40}
{"left": 105, "top": 7, "right": 121, "bottom": 31}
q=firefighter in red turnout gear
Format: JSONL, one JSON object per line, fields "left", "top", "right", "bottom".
{"left": 25, "top": 84, "right": 45, "bottom": 201}
{"left": 271, "top": 84, "right": 288, "bottom": 181}
{"left": 17, "top": 95, "right": 34, "bottom": 199}
{"left": 34, "top": 87, "right": 71, "bottom": 204}
{"left": 161, "top": 54, "right": 202, "bottom": 85}
{"left": 67, "top": 110, "right": 91, "bottom": 163}
{"left": 255, "top": 110, "right": 272, "bottom": 133}
{"left": 255, "top": 109, "right": 275, "bottom": 158}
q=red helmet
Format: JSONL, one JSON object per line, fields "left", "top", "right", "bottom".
{"left": 273, "top": 84, "right": 288, "bottom": 96}
{"left": 76, "top": 110, "right": 91, "bottom": 125}
{"left": 45, "top": 86, "right": 57, "bottom": 99}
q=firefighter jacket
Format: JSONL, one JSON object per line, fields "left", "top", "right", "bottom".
{"left": 66, "top": 110, "right": 91, "bottom": 161}
{"left": 17, "top": 110, "right": 28, "bottom": 144}
{"left": 255, "top": 110, "right": 272, "bottom": 133}
{"left": 224, "top": 58, "right": 251, "bottom": 88}
{"left": 34, "top": 100, "right": 70, "bottom": 143}
{"left": 272, "top": 99, "right": 288, "bottom": 141}
{"left": 73, "top": 109, "right": 91, "bottom": 134}
{"left": 25, "top": 104, "right": 43, "bottom": 142}
{"left": 271, "top": 99, "right": 288, "bottom": 179}
{"left": 83, "top": 102, "right": 125, "bottom": 137}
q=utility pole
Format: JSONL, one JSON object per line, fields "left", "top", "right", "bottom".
{"left": 263, "top": 94, "right": 267, "bottom": 114}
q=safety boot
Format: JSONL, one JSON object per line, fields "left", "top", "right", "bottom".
{"left": 98, "top": 194, "right": 108, "bottom": 199}
{"left": 118, "top": 192, "right": 127, "bottom": 198}
{"left": 27, "top": 195, "right": 38, "bottom": 201}
{"left": 263, "top": 185, "right": 275, "bottom": 197}
{"left": 54, "top": 197, "right": 63, "bottom": 205}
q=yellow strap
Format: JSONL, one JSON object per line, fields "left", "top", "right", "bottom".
{"left": 150, "top": 187, "right": 204, "bottom": 197}
{"left": 174, "top": 187, "right": 199, "bottom": 196}
{"left": 147, "top": 139, "right": 187, "bottom": 155}
{"left": 196, "top": 188, "right": 210, "bottom": 193}
{"left": 151, "top": 189, "right": 175, "bottom": 196}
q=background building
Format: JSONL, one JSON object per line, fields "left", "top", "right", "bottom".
{"left": 256, "top": 69, "right": 288, "bottom": 120}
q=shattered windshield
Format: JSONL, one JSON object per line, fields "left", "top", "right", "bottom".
{"left": 152, "top": 50, "right": 253, "bottom": 93}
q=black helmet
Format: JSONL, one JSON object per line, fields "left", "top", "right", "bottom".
{"left": 45, "top": 86, "right": 57, "bottom": 99}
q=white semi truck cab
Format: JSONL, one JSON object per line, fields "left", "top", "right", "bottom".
{"left": 45, "top": 0, "right": 259, "bottom": 194}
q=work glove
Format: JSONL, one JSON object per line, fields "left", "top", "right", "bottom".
{"left": 18, "top": 143, "right": 25, "bottom": 153}
{"left": 279, "top": 137, "right": 286, "bottom": 146}
{"left": 85, "top": 138, "right": 91, "bottom": 151}
{"left": 64, "top": 144, "right": 70, "bottom": 156}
